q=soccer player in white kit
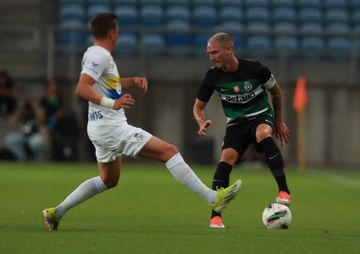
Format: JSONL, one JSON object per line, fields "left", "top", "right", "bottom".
{"left": 42, "top": 13, "right": 242, "bottom": 231}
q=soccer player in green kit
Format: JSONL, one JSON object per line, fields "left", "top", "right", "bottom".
{"left": 193, "top": 32, "right": 292, "bottom": 228}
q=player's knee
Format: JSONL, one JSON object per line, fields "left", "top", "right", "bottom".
{"left": 220, "top": 150, "right": 238, "bottom": 165}
{"left": 164, "top": 144, "right": 178, "bottom": 160}
{"left": 101, "top": 177, "right": 119, "bottom": 189}
{"left": 256, "top": 124, "right": 273, "bottom": 143}
{"left": 256, "top": 130, "right": 273, "bottom": 143}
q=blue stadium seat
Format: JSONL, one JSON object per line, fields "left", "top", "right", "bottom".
{"left": 166, "top": 6, "right": 190, "bottom": 22}
{"left": 244, "top": 0, "right": 268, "bottom": 8}
{"left": 274, "top": 35, "right": 298, "bottom": 55}
{"left": 113, "top": 0, "right": 137, "bottom": 7}
{"left": 165, "top": 20, "right": 191, "bottom": 56}
{"left": 192, "top": 0, "right": 216, "bottom": 7}
{"left": 298, "top": 0, "right": 321, "bottom": 8}
{"left": 116, "top": 33, "right": 138, "bottom": 56}
{"left": 352, "top": 9, "right": 360, "bottom": 25}
{"left": 88, "top": 0, "right": 111, "bottom": 4}
{"left": 246, "top": 7, "right": 270, "bottom": 22}
{"left": 326, "top": 22, "right": 350, "bottom": 34}
{"left": 193, "top": 6, "right": 217, "bottom": 28}
{"left": 142, "top": 33, "right": 164, "bottom": 56}
{"left": 350, "top": 0, "right": 360, "bottom": 8}
{"left": 165, "top": 20, "right": 191, "bottom": 46}
{"left": 140, "top": 0, "right": 163, "bottom": 5}
{"left": 273, "top": 22, "right": 296, "bottom": 34}
{"left": 247, "top": 22, "right": 270, "bottom": 33}
{"left": 272, "top": 7, "right": 296, "bottom": 23}
{"left": 87, "top": 4, "right": 111, "bottom": 19}
{"left": 193, "top": 33, "right": 212, "bottom": 57}
{"left": 193, "top": 33, "right": 210, "bottom": 47}
{"left": 57, "top": 19, "right": 85, "bottom": 45}
{"left": 272, "top": 0, "right": 295, "bottom": 8}
{"left": 219, "top": 21, "right": 244, "bottom": 32}
{"left": 165, "top": 0, "right": 190, "bottom": 6}
{"left": 324, "top": 0, "right": 348, "bottom": 8}
{"left": 328, "top": 37, "right": 351, "bottom": 60}
{"left": 60, "top": 3, "right": 85, "bottom": 21}
{"left": 85, "top": 33, "right": 93, "bottom": 46}
{"left": 298, "top": 8, "right": 322, "bottom": 23}
{"left": 246, "top": 35, "right": 272, "bottom": 58}
{"left": 218, "top": 21, "right": 244, "bottom": 48}
{"left": 114, "top": 6, "right": 138, "bottom": 28}
{"left": 140, "top": 5, "right": 164, "bottom": 28}
{"left": 301, "top": 36, "right": 325, "bottom": 59}
{"left": 325, "top": 9, "right": 349, "bottom": 23}
{"left": 59, "top": 0, "right": 85, "bottom": 5}
{"left": 300, "top": 22, "right": 323, "bottom": 33}
{"left": 218, "top": 0, "right": 243, "bottom": 8}
{"left": 219, "top": 7, "right": 243, "bottom": 23}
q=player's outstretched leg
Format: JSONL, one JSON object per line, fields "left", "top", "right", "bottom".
{"left": 42, "top": 207, "right": 61, "bottom": 231}
{"left": 211, "top": 179, "right": 242, "bottom": 213}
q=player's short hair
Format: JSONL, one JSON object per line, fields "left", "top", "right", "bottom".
{"left": 90, "top": 13, "right": 118, "bottom": 39}
{"left": 208, "top": 32, "right": 234, "bottom": 48}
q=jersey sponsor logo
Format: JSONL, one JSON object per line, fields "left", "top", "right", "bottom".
{"left": 92, "top": 61, "right": 99, "bottom": 68}
{"left": 88, "top": 111, "right": 103, "bottom": 121}
{"left": 222, "top": 92, "right": 256, "bottom": 103}
{"left": 244, "top": 81, "right": 253, "bottom": 91}
{"left": 220, "top": 86, "right": 264, "bottom": 104}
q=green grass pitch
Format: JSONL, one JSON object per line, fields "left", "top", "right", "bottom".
{"left": 0, "top": 162, "right": 359, "bottom": 254}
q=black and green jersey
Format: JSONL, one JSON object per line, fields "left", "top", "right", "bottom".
{"left": 197, "top": 58, "right": 275, "bottom": 124}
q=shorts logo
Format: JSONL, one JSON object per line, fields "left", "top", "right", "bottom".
{"left": 233, "top": 85, "right": 240, "bottom": 93}
{"left": 134, "top": 133, "right": 144, "bottom": 142}
{"left": 244, "top": 81, "right": 253, "bottom": 91}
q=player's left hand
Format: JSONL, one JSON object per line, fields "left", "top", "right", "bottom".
{"left": 275, "top": 121, "right": 290, "bottom": 146}
{"left": 133, "top": 77, "right": 148, "bottom": 93}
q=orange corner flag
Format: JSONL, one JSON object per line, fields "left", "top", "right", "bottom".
{"left": 293, "top": 75, "right": 308, "bottom": 112}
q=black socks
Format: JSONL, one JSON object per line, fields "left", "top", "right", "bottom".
{"left": 259, "top": 137, "right": 290, "bottom": 194}
{"left": 211, "top": 161, "right": 233, "bottom": 218}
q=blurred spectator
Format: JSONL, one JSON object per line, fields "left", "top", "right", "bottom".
{"left": 5, "top": 99, "right": 48, "bottom": 161}
{"left": 39, "top": 80, "right": 79, "bottom": 161}
{"left": 0, "top": 71, "right": 17, "bottom": 117}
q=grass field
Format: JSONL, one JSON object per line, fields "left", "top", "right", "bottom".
{"left": 0, "top": 162, "right": 359, "bottom": 254}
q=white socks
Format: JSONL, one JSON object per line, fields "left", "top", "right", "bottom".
{"left": 54, "top": 154, "right": 215, "bottom": 218}
{"left": 165, "top": 153, "right": 216, "bottom": 204}
{"left": 56, "top": 176, "right": 107, "bottom": 217}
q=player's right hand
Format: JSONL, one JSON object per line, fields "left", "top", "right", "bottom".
{"left": 113, "top": 93, "right": 135, "bottom": 110}
{"left": 198, "top": 120, "right": 213, "bottom": 136}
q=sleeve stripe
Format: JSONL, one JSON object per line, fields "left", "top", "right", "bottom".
{"left": 263, "top": 74, "right": 276, "bottom": 90}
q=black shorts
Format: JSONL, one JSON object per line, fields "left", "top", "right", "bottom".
{"left": 222, "top": 113, "right": 275, "bottom": 156}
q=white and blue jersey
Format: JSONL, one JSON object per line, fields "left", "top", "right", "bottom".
{"left": 81, "top": 45, "right": 127, "bottom": 125}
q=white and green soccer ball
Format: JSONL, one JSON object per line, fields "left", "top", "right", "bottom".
{"left": 262, "top": 203, "right": 292, "bottom": 229}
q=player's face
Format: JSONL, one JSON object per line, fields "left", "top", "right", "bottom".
{"left": 109, "top": 23, "right": 120, "bottom": 49}
{"left": 207, "top": 41, "right": 232, "bottom": 69}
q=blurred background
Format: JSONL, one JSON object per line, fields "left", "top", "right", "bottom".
{"left": 0, "top": 0, "right": 359, "bottom": 168}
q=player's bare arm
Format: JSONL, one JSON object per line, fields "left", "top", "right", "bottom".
{"left": 121, "top": 77, "right": 148, "bottom": 93}
{"left": 75, "top": 73, "right": 135, "bottom": 110}
{"left": 193, "top": 98, "right": 213, "bottom": 136}
{"left": 270, "top": 83, "right": 291, "bottom": 146}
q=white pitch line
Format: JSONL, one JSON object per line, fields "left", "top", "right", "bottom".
{"left": 311, "top": 170, "right": 360, "bottom": 188}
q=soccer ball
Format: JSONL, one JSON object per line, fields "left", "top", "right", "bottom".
{"left": 262, "top": 203, "right": 292, "bottom": 229}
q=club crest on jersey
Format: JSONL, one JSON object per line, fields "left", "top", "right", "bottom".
{"left": 244, "top": 81, "right": 253, "bottom": 91}
{"left": 233, "top": 85, "right": 240, "bottom": 93}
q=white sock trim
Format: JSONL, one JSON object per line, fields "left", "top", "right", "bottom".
{"left": 165, "top": 153, "right": 183, "bottom": 168}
